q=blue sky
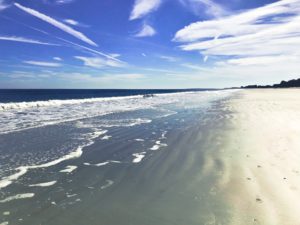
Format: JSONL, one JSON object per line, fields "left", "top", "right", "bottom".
{"left": 0, "top": 0, "right": 299, "bottom": 88}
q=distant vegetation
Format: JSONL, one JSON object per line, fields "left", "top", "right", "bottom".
{"left": 241, "top": 78, "right": 300, "bottom": 89}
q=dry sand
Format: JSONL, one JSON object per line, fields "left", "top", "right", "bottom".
{"left": 220, "top": 89, "right": 300, "bottom": 225}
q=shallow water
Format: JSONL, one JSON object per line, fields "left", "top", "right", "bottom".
{"left": 0, "top": 90, "right": 237, "bottom": 225}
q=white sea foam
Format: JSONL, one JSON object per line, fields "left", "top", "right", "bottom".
{"left": 84, "top": 160, "right": 121, "bottom": 167}
{"left": 3, "top": 211, "right": 10, "bottom": 216}
{"left": 29, "top": 181, "right": 57, "bottom": 187}
{"left": 132, "top": 152, "right": 146, "bottom": 163}
{"left": 161, "top": 131, "right": 167, "bottom": 139}
{"left": 150, "top": 141, "right": 168, "bottom": 151}
{"left": 100, "top": 180, "right": 114, "bottom": 190}
{"left": 0, "top": 90, "right": 239, "bottom": 190}
{"left": 0, "top": 90, "right": 239, "bottom": 134}
{"left": 0, "top": 130, "right": 105, "bottom": 189}
{"left": 66, "top": 193, "right": 77, "bottom": 198}
{"left": 0, "top": 193, "right": 35, "bottom": 203}
{"left": 0, "top": 167, "right": 28, "bottom": 189}
{"left": 60, "top": 165, "right": 77, "bottom": 173}
{"left": 101, "top": 135, "right": 111, "bottom": 140}
{"left": 0, "top": 222, "right": 9, "bottom": 225}
{"left": 150, "top": 145, "right": 160, "bottom": 151}
{"left": 135, "top": 139, "right": 144, "bottom": 142}
{"left": 0, "top": 95, "right": 144, "bottom": 111}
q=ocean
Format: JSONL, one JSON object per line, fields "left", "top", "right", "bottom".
{"left": 0, "top": 89, "right": 238, "bottom": 225}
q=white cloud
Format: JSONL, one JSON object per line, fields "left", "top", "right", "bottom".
{"left": 101, "top": 73, "right": 146, "bottom": 81}
{"left": 109, "top": 53, "right": 121, "bottom": 58}
{"left": 0, "top": 0, "right": 9, "bottom": 11}
{"left": 63, "top": 19, "right": 89, "bottom": 28}
{"left": 53, "top": 57, "right": 62, "bottom": 61}
{"left": 0, "top": 36, "right": 59, "bottom": 46}
{"left": 159, "top": 55, "right": 179, "bottom": 62}
{"left": 225, "top": 55, "right": 300, "bottom": 66}
{"left": 24, "top": 60, "right": 62, "bottom": 67}
{"left": 14, "top": 3, "right": 97, "bottom": 47}
{"left": 175, "top": 0, "right": 300, "bottom": 47}
{"left": 181, "top": 63, "right": 207, "bottom": 71}
{"left": 63, "top": 19, "right": 79, "bottom": 26}
{"left": 55, "top": 0, "right": 74, "bottom": 4}
{"left": 134, "top": 24, "right": 156, "bottom": 37}
{"left": 59, "top": 72, "right": 146, "bottom": 83}
{"left": 174, "top": 0, "right": 300, "bottom": 84}
{"left": 75, "top": 56, "right": 125, "bottom": 68}
{"left": 179, "top": 0, "right": 227, "bottom": 17}
{"left": 130, "top": 0, "right": 161, "bottom": 20}
{"left": 55, "top": 37, "right": 122, "bottom": 62}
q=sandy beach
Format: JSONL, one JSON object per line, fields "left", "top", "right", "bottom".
{"left": 219, "top": 89, "right": 300, "bottom": 225}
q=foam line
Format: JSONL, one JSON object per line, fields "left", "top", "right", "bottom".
{"left": 29, "top": 181, "right": 57, "bottom": 187}
{"left": 84, "top": 160, "right": 121, "bottom": 167}
{"left": 0, "top": 90, "right": 240, "bottom": 112}
{"left": 0, "top": 95, "right": 144, "bottom": 111}
{"left": 0, "top": 193, "right": 35, "bottom": 203}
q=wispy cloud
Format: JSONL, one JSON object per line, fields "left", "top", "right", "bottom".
{"left": 159, "top": 55, "right": 180, "bottom": 62}
{"left": 63, "top": 19, "right": 79, "bottom": 26}
{"left": 74, "top": 56, "right": 125, "bottom": 68}
{"left": 109, "top": 53, "right": 121, "bottom": 58}
{"left": 0, "top": 36, "right": 59, "bottom": 46}
{"left": 55, "top": 0, "right": 74, "bottom": 4}
{"left": 43, "top": 0, "right": 75, "bottom": 5}
{"left": 54, "top": 36, "right": 122, "bottom": 62}
{"left": 224, "top": 55, "right": 300, "bottom": 66}
{"left": 99, "top": 73, "right": 145, "bottom": 81}
{"left": 14, "top": 3, "right": 97, "bottom": 47}
{"left": 129, "top": 0, "right": 162, "bottom": 20}
{"left": 59, "top": 72, "right": 146, "bottom": 83}
{"left": 24, "top": 60, "right": 62, "bottom": 67}
{"left": 62, "top": 18, "right": 89, "bottom": 27}
{"left": 53, "top": 57, "right": 62, "bottom": 61}
{"left": 134, "top": 24, "right": 156, "bottom": 37}
{"left": 179, "top": 0, "right": 227, "bottom": 17}
{"left": 0, "top": 0, "right": 9, "bottom": 11}
{"left": 174, "top": 0, "right": 300, "bottom": 70}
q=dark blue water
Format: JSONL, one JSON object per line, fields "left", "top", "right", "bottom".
{"left": 0, "top": 89, "right": 215, "bottom": 103}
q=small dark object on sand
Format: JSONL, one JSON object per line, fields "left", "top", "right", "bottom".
{"left": 256, "top": 198, "right": 263, "bottom": 203}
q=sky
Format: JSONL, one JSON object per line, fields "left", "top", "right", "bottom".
{"left": 0, "top": 0, "right": 299, "bottom": 89}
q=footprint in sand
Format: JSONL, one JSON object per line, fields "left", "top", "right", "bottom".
{"left": 256, "top": 197, "right": 263, "bottom": 203}
{"left": 253, "top": 218, "right": 260, "bottom": 224}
